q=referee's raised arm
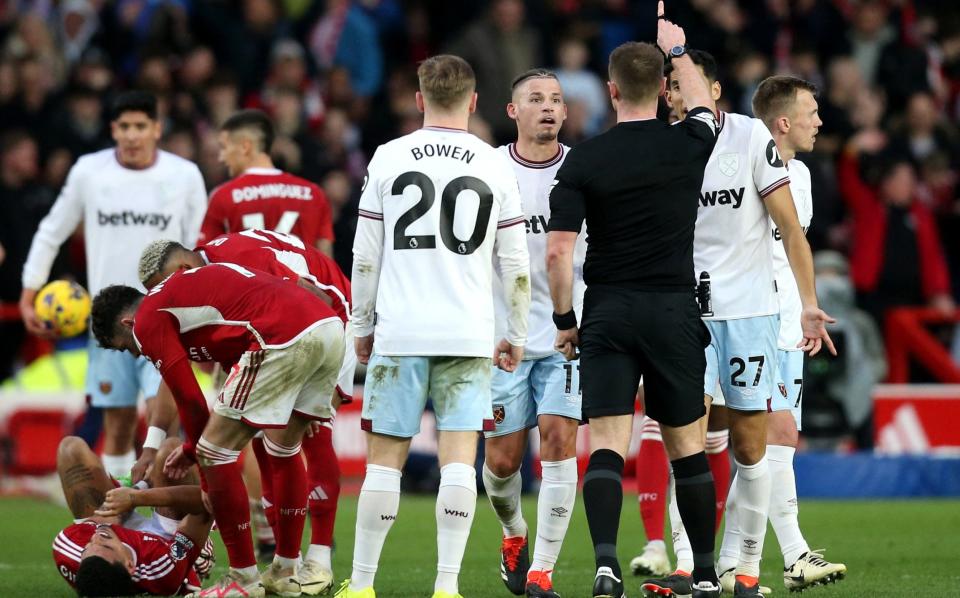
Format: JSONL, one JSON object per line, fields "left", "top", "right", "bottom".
{"left": 656, "top": 0, "right": 716, "bottom": 117}
{"left": 546, "top": 2, "right": 724, "bottom": 596}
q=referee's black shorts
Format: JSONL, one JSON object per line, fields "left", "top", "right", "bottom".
{"left": 579, "top": 285, "right": 710, "bottom": 427}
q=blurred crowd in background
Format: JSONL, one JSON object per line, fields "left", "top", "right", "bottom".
{"left": 0, "top": 0, "right": 958, "bottom": 445}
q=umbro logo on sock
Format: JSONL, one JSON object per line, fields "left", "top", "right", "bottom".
{"left": 550, "top": 507, "right": 569, "bottom": 517}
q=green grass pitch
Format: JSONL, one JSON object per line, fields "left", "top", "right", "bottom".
{"left": 1, "top": 494, "right": 958, "bottom": 597}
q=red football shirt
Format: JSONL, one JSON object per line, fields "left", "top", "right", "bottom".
{"left": 53, "top": 521, "right": 202, "bottom": 596}
{"left": 199, "top": 229, "right": 351, "bottom": 322}
{"left": 133, "top": 263, "right": 339, "bottom": 445}
{"left": 200, "top": 168, "right": 334, "bottom": 247}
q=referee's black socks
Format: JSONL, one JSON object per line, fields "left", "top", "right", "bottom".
{"left": 582, "top": 448, "right": 625, "bottom": 577}
{"left": 672, "top": 451, "right": 720, "bottom": 584}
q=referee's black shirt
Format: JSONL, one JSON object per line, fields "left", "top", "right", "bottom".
{"left": 549, "top": 106, "right": 719, "bottom": 290}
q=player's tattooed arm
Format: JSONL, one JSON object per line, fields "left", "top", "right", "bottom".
{"left": 62, "top": 464, "right": 108, "bottom": 519}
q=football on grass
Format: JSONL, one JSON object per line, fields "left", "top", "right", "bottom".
{"left": 34, "top": 280, "right": 91, "bottom": 338}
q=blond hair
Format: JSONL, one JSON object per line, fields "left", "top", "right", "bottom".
{"left": 138, "top": 239, "right": 185, "bottom": 286}
{"left": 417, "top": 55, "right": 476, "bottom": 110}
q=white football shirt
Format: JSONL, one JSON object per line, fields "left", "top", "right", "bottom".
{"left": 693, "top": 112, "right": 791, "bottom": 320}
{"left": 22, "top": 149, "right": 207, "bottom": 295}
{"left": 771, "top": 159, "right": 813, "bottom": 350}
{"left": 493, "top": 143, "right": 587, "bottom": 359}
{"left": 352, "top": 126, "right": 530, "bottom": 357}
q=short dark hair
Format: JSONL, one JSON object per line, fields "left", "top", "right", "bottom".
{"left": 221, "top": 109, "right": 275, "bottom": 154}
{"left": 608, "top": 42, "right": 664, "bottom": 105}
{"left": 110, "top": 90, "right": 157, "bottom": 121}
{"left": 417, "top": 55, "right": 476, "bottom": 109}
{"left": 752, "top": 76, "right": 819, "bottom": 127}
{"left": 91, "top": 285, "right": 144, "bottom": 350}
{"left": 75, "top": 556, "right": 139, "bottom": 597}
{"left": 664, "top": 49, "right": 718, "bottom": 83}
{"left": 511, "top": 68, "right": 558, "bottom": 92}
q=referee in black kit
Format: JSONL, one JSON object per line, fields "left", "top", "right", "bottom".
{"left": 546, "top": 3, "right": 721, "bottom": 597}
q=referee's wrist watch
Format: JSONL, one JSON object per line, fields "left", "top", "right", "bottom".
{"left": 669, "top": 45, "right": 687, "bottom": 59}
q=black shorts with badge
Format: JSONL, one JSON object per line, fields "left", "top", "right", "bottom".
{"left": 579, "top": 284, "right": 710, "bottom": 427}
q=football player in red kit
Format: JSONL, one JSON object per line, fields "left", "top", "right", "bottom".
{"left": 91, "top": 262, "right": 345, "bottom": 598}
{"left": 52, "top": 435, "right": 214, "bottom": 597}
{"left": 135, "top": 230, "right": 354, "bottom": 593}
{"left": 201, "top": 110, "right": 334, "bottom": 256}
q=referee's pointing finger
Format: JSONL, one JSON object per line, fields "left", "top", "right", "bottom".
{"left": 658, "top": 1, "right": 664, "bottom": 18}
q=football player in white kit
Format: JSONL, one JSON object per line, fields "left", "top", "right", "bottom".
{"left": 712, "top": 75, "right": 847, "bottom": 594}
{"left": 341, "top": 55, "right": 531, "bottom": 598}
{"left": 481, "top": 69, "right": 586, "bottom": 598}
{"left": 643, "top": 51, "right": 836, "bottom": 598}
{"left": 19, "top": 91, "right": 206, "bottom": 479}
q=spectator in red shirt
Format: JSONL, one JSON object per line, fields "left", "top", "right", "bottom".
{"left": 838, "top": 130, "right": 955, "bottom": 323}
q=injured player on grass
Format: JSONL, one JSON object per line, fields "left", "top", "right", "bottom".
{"left": 52, "top": 436, "right": 215, "bottom": 597}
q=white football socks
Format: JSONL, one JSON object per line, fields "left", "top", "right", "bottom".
{"left": 482, "top": 463, "right": 527, "bottom": 538}
{"left": 101, "top": 450, "right": 136, "bottom": 479}
{"left": 435, "top": 462, "right": 477, "bottom": 594}
{"left": 531, "top": 458, "right": 578, "bottom": 574}
{"left": 716, "top": 473, "right": 740, "bottom": 573}
{"left": 350, "top": 464, "right": 401, "bottom": 590}
{"left": 668, "top": 471, "right": 694, "bottom": 573}
{"left": 735, "top": 456, "right": 771, "bottom": 578}
{"left": 767, "top": 445, "right": 809, "bottom": 567}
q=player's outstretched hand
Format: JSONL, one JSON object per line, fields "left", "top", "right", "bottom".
{"left": 798, "top": 306, "right": 837, "bottom": 357}
{"left": 554, "top": 327, "right": 579, "bottom": 361}
{"left": 19, "top": 287, "right": 56, "bottom": 339}
{"left": 656, "top": 1, "right": 686, "bottom": 55}
{"left": 95, "top": 487, "right": 137, "bottom": 517}
{"left": 355, "top": 334, "right": 374, "bottom": 365}
{"left": 163, "top": 445, "right": 195, "bottom": 480}
{"left": 130, "top": 448, "right": 156, "bottom": 485}
{"left": 494, "top": 338, "right": 524, "bottom": 372}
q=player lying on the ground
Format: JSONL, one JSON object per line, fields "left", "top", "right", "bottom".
{"left": 52, "top": 435, "right": 214, "bottom": 597}
{"left": 135, "top": 230, "right": 354, "bottom": 593}
{"left": 91, "top": 261, "right": 345, "bottom": 598}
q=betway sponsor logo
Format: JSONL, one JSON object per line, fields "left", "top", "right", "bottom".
{"left": 97, "top": 210, "right": 171, "bottom": 230}
{"left": 525, "top": 215, "right": 549, "bottom": 234}
{"left": 232, "top": 183, "right": 313, "bottom": 203}
{"left": 699, "top": 187, "right": 745, "bottom": 209}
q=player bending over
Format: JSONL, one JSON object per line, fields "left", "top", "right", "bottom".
{"left": 91, "top": 261, "right": 344, "bottom": 598}
{"left": 338, "top": 54, "right": 530, "bottom": 598}
{"left": 52, "top": 435, "right": 214, "bottom": 597}
{"left": 481, "top": 68, "right": 586, "bottom": 598}
{"left": 136, "top": 229, "right": 355, "bottom": 594}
